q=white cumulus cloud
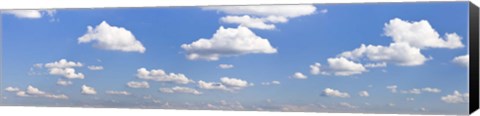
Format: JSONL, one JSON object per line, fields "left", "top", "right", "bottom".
{"left": 452, "top": 54, "right": 469, "bottom": 67}
{"left": 400, "top": 87, "right": 441, "bottom": 94}
{"left": 401, "top": 88, "right": 422, "bottom": 94}
{"left": 441, "top": 91, "right": 469, "bottom": 104}
{"left": 359, "top": 91, "right": 369, "bottom": 97}
{"left": 13, "top": 85, "right": 68, "bottom": 99}
{"left": 220, "top": 15, "right": 287, "bottom": 30}
{"left": 26, "top": 85, "right": 46, "bottom": 95}
{"left": 136, "top": 68, "right": 194, "bottom": 84}
{"left": 339, "top": 43, "right": 428, "bottom": 66}
{"left": 327, "top": 18, "right": 464, "bottom": 72}
{"left": 384, "top": 18, "right": 464, "bottom": 49}
{"left": 327, "top": 57, "right": 367, "bottom": 76}
{"left": 78, "top": 21, "right": 146, "bottom": 53}
{"left": 181, "top": 26, "right": 277, "bottom": 61}
{"left": 364, "top": 62, "right": 387, "bottom": 68}
{"left": 81, "top": 85, "right": 97, "bottom": 95}
{"left": 44, "top": 59, "right": 83, "bottom": 68}
{"left": 5, "top": 87, "right": 20, "bottom": 92}
{"left": 16, "top": 91, "right": 29, "bottom": 97}
{"left": 220, "top": 77, "right": 253, "bottom": 89}
{"left": 309, "top": 62, "right": 322, "bottom": 75}
{"left": 203, "top": 5, "right": 317, "bottom": 18}
{"left": 106, "top": 91, "right": 131, "bottom": 95}
{"left": 159, "top": 86, "right": 202, "bottom": 95}
{"left": 321, "top": 88, "right": 350, "bottom": 98}
{"left": 291, "top": 72, "right": 308, "bottom": 79}
{"left": 2, "top": 10, "right": 55, "bottom": 19}
{"left": 48, "top": 67, "right": 85, "bottom": 79}
{"left": 43, "top": 59, "right": 85, "bottom": 79}
{"left": 206, "top": 5, "right": 317, "bottom": 30}
{"left": 127, "top": 81, "right": 150, "bottom": 89}
{"left": 421, "top": 87, "right": 441, "bottom": 93}
{"left": 198, "top": 80, "right": 230, "bottom": 91}
{"left": 198, "top": 77, "right": 252, "bottom": 92}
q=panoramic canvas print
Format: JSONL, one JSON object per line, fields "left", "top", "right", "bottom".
{"left": 0, "top": 2, "right": 472, "bottom": 115}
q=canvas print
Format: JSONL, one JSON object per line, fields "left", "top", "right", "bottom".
{"left": 0, "top": 2, "right": 473, "bottom": 115}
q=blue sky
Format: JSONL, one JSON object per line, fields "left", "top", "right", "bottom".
{"left": 0, "top": 2, "right": 471, "bottom": 115}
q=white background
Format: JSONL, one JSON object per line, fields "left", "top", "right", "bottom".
{"left": 0, "top": 0, "right": 478, "bottom": 116}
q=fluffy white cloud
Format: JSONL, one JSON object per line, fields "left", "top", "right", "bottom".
{"left": 220, "top": 77, "right": 252, "bottom": 89}
{"left": 198, "top": 77, "right": 252, "bottom": 92}
{"left": 159, "top": 86, "right": 202, "bottom": 95}
{"left": 57, "top": 79, "right": 73, "bottom": 86}
{"left": 136, "top": 68, "right": 194, "bottom": 84}
{"left": 327, "top": 57, "right": 367, "bottom": 76}
{"left": 218, "top": 64, "right": 234, "bottom": 69}
{"left": 14, "top": 85, "right": 68, "bottom": 99}
{"left": 78, "top": 21, "right": 146, "bottom": 53}
{"left": 321, "top": 88, "right": 350, "bottom": 98}
{"left": 401, "top": 87, "right": 441, "bottom": 94}
{"left": 5, "top": 87, "right": 20, "bottom": 92}
{"left": 359, "top": 91, "right": 369, "bottom": 97}
{"left": 44, "top": 59, "right": 83, "bottom": 68}
{"left": 26, "top": 85, "right": 46, "bottom": 95}
{"left": 386, "top": 85, "right": 398, "bottom": 93}
{"left": 88, "top": 65, "right": 104, "bottom": 70}
{"left": 106, "top": 91, "right": 131, "bottom": 95}
{"left": 220, "top": 15, "right": 287, "bottom": 30}
{"left": 309, "top": 62, "right": 322, "bottom": 75}
{"left": 384, "top": 18, "right": 464, "bottom": 49}
{"left": 16, "top": 91, "right": 29, "bottom": 97}
{"left": 291, "top": 72, "right": 307, "bottom": 79}
{"left": 49, "top": 67, "right": 85, "bottom": 79}
{"left": 198, "top": 80, "right": 230, "bottom": 91}
{"left": 181, "top": 26, "right": 277, "bottom": 61}
{"left": 401, "top": 88, "right": 421, "bottom": 94}
{"left": 127, "top": 81, "right": 150, "bottom": 88}
{"left": 81, "top": 85, "right": 97, "bottom": 95}
{"left": 296, "top": 18, "right": 464, "bottom": 78}
{"left": 43, "top": 59, "right": 85, "bottom": 79}
{"left": 3, "top": 10, "right": 41, "bottom": 18}
{"left": 261, "top": 80, "right": 281, "bottom": 85}
{"left": 388, "top": 85, "right": 441, "bottom": 94}
{"left": 203, "top": 5, "right": 317, "bottom": 18}
{"left": 326, "top": 18, "right": 464, "bottom": 72}
{"left": 206, "top": 5, "right": 316, "bottom": 30}
{"left": 339, "top": 43, "right": 428, "bottom": 66}
{"left": 43, "top": 94, "right": 69, "bottom": 99}
{"left": 2, "top": 10, "right": 55, "bottom": 19}
{"left": 421, "top": 87, "right": 441, "bottom": 93}
{"left": 364, "top": 62, "right": 387, "bottom": 68}
{"left": 452, "top": 54, "right": 469, "bottom": 67}
{"left": 441, "top": 91, "right": 469, "bottom": 104}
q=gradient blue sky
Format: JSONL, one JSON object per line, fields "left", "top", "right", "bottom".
{"left": 1, "top": 2, "right": 471, "bottom": 115}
